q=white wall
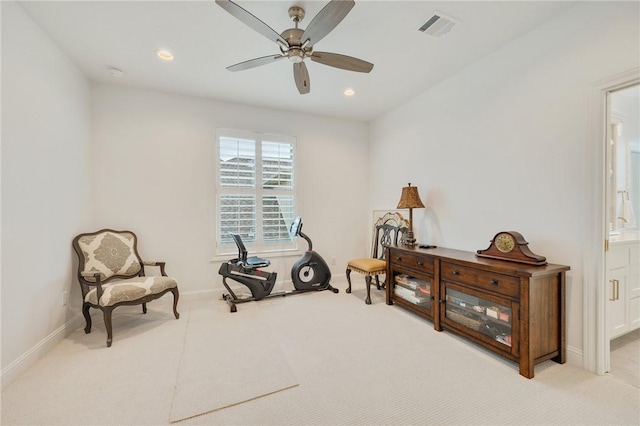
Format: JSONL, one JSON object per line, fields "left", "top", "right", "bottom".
{"left": 369, "top": 1, "right": 640, "bottom": 365}
{"left": 4, "top": 0, "right": 637, "bottom": 385}
{"left": 90, "top": 84, "right": 369, "bottom": 293}
{"left": 1, "top": 1, "right": 93, "bottom": 382}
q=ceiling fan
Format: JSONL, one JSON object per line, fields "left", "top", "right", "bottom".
{"left": 215, "top": 0, "right": 374, "bottom": 95}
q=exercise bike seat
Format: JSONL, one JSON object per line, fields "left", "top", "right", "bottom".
{"left": 231, "top": 233, "right": 271, "bottom": 269}
{"left": 243, "top": 256, "right": 270, "bottom": 268}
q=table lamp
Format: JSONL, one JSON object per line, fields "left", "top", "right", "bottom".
{"left": 396, "top": 183, "right": 425, "bottom": 246}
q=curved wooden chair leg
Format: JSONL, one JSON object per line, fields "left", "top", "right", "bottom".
{"left": 142, "top": 303, "right": 147, "bottom": 314}
{"left": 365, "top": 276, "right": 372, "bottom": 305}
{"left": 103, "top": 307, "right": 114, "bottom": 347}
{"left": 375, "top": 275, "right": 381, "bottom": 290}
{"left": 171, "top": 288, "right": 180, "bottom": 319}
{"left": 345, "top": 268, "right": 352, "bottom": 293}
{"left": 82, "top": 303, "right": 92, "bottom": 334}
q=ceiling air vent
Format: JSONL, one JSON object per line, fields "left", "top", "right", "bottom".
{"left": 419, "top": 13, "right": 459, "bottom": 38}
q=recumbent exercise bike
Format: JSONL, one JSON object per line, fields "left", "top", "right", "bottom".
{"left": 218, "top": 216, "right": 338, "bottom": 312}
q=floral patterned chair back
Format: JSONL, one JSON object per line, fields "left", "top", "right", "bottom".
{"left": 75, "top": 230, "right": 143, "bottom": 285}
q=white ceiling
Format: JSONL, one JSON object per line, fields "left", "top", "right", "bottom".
{"left": 18, "top": 1, "right": 576, "bottom": 122}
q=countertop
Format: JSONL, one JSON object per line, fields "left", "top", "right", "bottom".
{"left": 610, "top": 230, "right": 640, "bottom": 244}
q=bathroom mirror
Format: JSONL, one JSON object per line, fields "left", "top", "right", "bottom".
{"left": 608, "top": 83, "right": 639, "bottom": 234}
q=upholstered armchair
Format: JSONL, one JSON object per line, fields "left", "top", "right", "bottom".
{"left": 72, "top": 229, "right": 180, "bottom": 347}
{"left": 346, "top": 212, "right": 409, "bottom": 304}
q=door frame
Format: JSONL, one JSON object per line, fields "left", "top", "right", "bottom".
{"left": 585, "top": 68, "right": 639, "bottom": 375}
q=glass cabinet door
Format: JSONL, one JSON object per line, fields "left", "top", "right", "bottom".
{"left": 444, "top": 287, "right": 512, "bottom": 348}
{"left": 393, "top": 274, "right": 432, "bottom": 311}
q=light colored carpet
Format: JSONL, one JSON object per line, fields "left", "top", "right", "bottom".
{"left": 609, "top": 329, "right": 640, "bottom": 388}
{"left": 2, "top": 284, "right": 639, "bottom": 425}
{"left": 169, "top": 305, "right": 298, "bottom": 423}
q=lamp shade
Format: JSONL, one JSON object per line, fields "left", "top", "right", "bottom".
{"left": 396, "top": 183, "right": 425, "bottom": 209}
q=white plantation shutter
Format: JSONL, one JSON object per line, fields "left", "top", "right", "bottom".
{"left": 219, "top": 194, "right": 256, "bottom": 243}
{"left": 263, "top": 195, "right": 295, "bottom": 242}
{"left": 219, "top": 136, "right": 255, "bottom": 188}
{"left": 262, "top": 141, "right": 293, "bottom": 189}
{"left": 216, "top": 129, "right": 297, "bottom": 254}
{"left": 262, "top": 141, "right": 294, "bottom": 243}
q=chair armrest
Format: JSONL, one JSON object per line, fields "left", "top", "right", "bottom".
{"left": 142, "top": 261, "right": 168, "bottom": 276}
{"left": 80, "top": 271, "right": 102, "bottom": 281}
{"left": 80, "top": 272, "right": 104, "bottom": 300}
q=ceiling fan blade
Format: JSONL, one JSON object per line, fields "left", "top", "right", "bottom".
{"left": 300, "top": 0, "right": 355, "bottom": 48}
{"left": 215, "top": 0, "right": 287, "bottom": 46}
{"left": 293, "top": 62, "right": 310, "bottom": 95}
{"left": 227, "top": 55, "right": 286, "bottom": 72}
{"left": 310, "top": 52, "right": 373, "bottom": 73}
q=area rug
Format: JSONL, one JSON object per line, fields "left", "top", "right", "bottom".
{"left": 169, "top": 305, "right": 298, "bottom": 423}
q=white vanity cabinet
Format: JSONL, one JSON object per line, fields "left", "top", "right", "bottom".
{"left": 607, "top": 239, "right": 640, "bottom": 339}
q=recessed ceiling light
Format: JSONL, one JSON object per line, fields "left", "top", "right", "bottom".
{"left": 344, "top": 88, "right": 355, "bottom": 96}
{"left": 156, "top": 49, "right": 174, "bottom": 61}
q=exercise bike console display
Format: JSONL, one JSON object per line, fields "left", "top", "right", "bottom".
{"left": 289, "top": 216, "right": 302, "bottom": 238}
{"left": 219, "top": 217, "right": 338, "bottom": 312}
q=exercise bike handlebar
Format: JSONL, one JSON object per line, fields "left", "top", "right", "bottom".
{"left": 290, "top": 216, "right": 312, "bottom": 250}
{"left": 298, "top": 230, "right": 312, "bottom": 251}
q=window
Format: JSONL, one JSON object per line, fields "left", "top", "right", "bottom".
{"left": 216, "top": 128, "right": 297, "bottom": 255}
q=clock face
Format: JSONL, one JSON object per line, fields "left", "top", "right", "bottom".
{"left": 494, "top": 233, "right": 516, "bottom": 253}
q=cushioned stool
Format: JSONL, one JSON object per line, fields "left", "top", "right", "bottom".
{"left": 345, "top": 212, "right": 408, "bottom": 304}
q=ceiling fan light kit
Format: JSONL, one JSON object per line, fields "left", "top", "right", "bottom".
{"left": 215, "top": 0, "right": 374, "bottom": 95}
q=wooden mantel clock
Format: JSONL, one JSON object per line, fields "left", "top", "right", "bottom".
{"left": 476, "top": 231, "right": 547, "bottom": 266}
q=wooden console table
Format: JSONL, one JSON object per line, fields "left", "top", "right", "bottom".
{"left": 385, "top": 245, "right": 570, "bottom": 378}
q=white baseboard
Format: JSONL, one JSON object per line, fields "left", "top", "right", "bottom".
{"left": 180, "top": 288, "right": 220, "bottom": 298}
{"left": 566, "top": 344, "right": 584, "bottom": 369}
{"left": 1, "top": 312, "right": 85, "bottom": 390}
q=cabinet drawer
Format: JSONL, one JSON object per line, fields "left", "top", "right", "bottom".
{"left": 441, "top": 262, "right": 519, "bottom": 298}
{"left": 389, "top": 251, "right": 434, "bottom": 275}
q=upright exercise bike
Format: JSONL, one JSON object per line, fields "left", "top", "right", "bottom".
{"left": 219, "top": 217, "right": 338, "bottom": 312}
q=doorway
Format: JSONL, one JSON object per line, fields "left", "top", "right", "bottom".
{"left": 604, "top": 82, "right": 640, "bottom": 387}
